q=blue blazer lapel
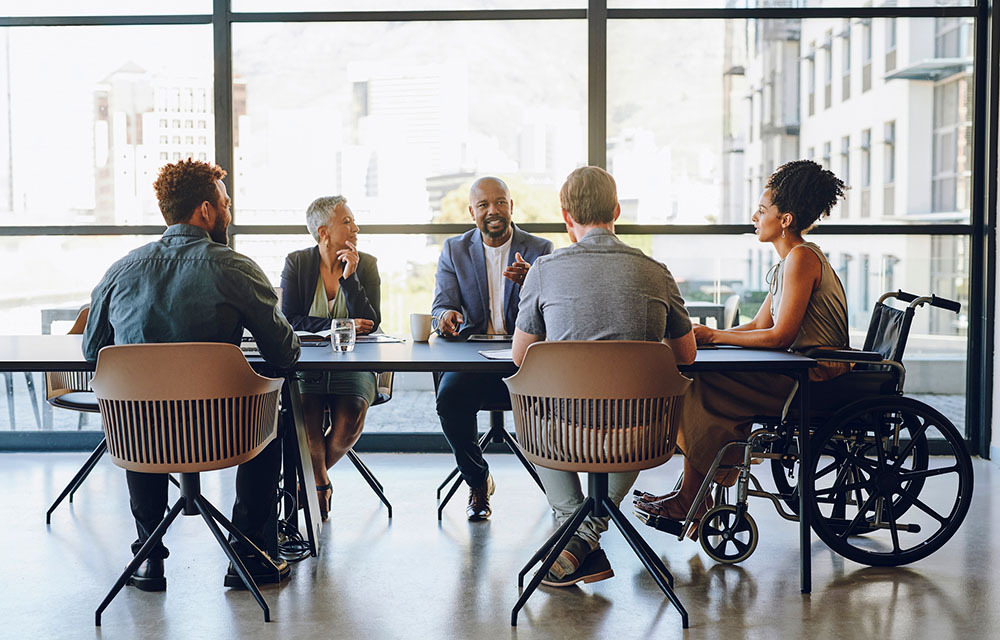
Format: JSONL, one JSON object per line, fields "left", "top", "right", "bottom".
{"left": 467, "top": 231, "right": 490, "bottom": 330}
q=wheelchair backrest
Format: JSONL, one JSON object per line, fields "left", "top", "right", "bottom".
{"left": 856, "top": 301, "right": 914, "bottom": 371}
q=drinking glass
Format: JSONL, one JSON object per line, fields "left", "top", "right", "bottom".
{"left": 331, "top": 319, "right": 356, "bottom": 352}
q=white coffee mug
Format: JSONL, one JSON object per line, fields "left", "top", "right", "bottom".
{"left": 410, "top": 313, "right": 439, "bottom": 342}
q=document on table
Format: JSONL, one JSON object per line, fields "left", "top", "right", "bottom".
{"left": 356, "top": 334, "right": 405, "bottom": 343}
{"left": 478, "top": 349, "right": 513, "bottom": 360}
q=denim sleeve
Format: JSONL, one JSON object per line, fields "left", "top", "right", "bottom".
{"left": 82, "top": 269, "right": 116, "bottom": 362}
{"left": 238, "top": 259, "right": 300, "bottom": 369}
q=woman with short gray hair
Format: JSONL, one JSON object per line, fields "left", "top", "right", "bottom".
{"left": 280, "top": 195, "right": 381, "bottom": 520}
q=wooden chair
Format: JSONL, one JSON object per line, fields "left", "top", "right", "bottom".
{"left": 722, "top": 293, "right": 742, "bottom": 329}
{"left": 326, "top": 371, "right": 395, "bottom": 518}
{"left": 505, "top": 341, "right": 692, "bottom": 629}
{"left": 45, "top": 307, "right": 105, "bottom": 522}
{"left": 432, "top": 373, "right": 545, "bottom": 521}
{"left": 91, "top": 343, "right": 284, "bottom": 625}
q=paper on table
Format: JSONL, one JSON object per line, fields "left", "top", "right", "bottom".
{"left": 478, "top": 349, "right": 512, "bottom": 360}
{"left": 356, "top": 334, "right": 405, "bottom": 343}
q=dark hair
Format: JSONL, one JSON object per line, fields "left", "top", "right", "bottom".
{"left": 153, "top": 159, "right": 227, "bottom": 225}
{"left": 766, "top": 159, "right": 846, "bottom": 232}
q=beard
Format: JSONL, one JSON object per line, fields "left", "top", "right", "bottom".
{"left": 480, "top": 216, "right": 510, "bottom": 240}
{"left": 209, "top": 214, "right": 229, "bottom": 245}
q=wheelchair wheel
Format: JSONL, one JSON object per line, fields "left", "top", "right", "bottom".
{"left": 772, "top": 412, "right": 931, "bottom": 522}
{"left": 698, "top": 505, "right": 759, "bottom": 564}
{"left": 805, "top": 396, "right": 973, "bottom": 566}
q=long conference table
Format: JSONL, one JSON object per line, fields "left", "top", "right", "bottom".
{"left": 0, "top": 334, "right": 817, "bottom": 593}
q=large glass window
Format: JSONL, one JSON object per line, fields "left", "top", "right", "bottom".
{"left": 0, "top": 4, "right": 986, "bottom": 444}
{"left": 0, "top": 26, "right": 214, "bottom": 227}
{"left": 231, "top": 21, "right": 586, "bottom": 225}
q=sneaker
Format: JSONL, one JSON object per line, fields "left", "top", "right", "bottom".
{"left": 224, "top": 550, "right": 291, "bottom": 589}
{"left": 542, "top": 548, "right": 614, "bottom": 588}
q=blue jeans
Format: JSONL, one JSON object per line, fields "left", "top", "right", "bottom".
{"left": 435, "top": 371, "right": 511, "bottom": 487}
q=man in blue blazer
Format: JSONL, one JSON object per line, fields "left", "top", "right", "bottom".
{"left": 432, "top": 176, "right": 553, "bottom": 520}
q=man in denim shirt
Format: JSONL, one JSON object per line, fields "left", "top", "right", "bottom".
{"left": 84, "top": 160, "right": 300, "bottom": 592}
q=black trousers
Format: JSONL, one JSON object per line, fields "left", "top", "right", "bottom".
{"left": 435, "top": 371, "right": 511, "bottom": 487}
{"left": 125, "top": 435, "right": 282, "bottom": 559}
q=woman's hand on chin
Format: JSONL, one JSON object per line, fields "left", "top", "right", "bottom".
{"left": 692, "top": 323, "right": 715, "bottom": 345}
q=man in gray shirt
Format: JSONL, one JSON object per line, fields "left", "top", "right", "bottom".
{"left": 512, "top": 166, "right": 696, "bottom": 587}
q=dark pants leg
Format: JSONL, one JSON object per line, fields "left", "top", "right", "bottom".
{"left": 230, "top": 435, "right": 282, "bottom": 555}
{"left": 126, "top": 471, "right": 170, "bottom": 559}
{"left": 435, "top": 372, "right": 510, "bottom": 487}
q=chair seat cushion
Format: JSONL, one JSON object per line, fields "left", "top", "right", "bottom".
{"left": 48, "top": 391, "right": 100, "bottom": 413}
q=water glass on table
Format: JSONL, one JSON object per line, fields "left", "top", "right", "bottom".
{"left": 331, "top": 319, "right": 356, "bottom": 352}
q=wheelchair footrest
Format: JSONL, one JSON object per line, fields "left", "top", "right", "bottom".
{"left": 633, "top": 510, "right": 686, "bottom": 536}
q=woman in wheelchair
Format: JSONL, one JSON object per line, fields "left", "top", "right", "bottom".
{"left": 634, "top": 159, "right": 849, "bottom": 533}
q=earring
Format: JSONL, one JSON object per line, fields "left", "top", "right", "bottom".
{"left": 781, "top": 228, "right": 786, "bottom": 239}
{"left": 324, "top": 239, "right": 329, "bottom": 247}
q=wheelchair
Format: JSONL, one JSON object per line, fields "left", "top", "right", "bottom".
{"left": 634, "top": 290, "right": 975, "bottom": 567}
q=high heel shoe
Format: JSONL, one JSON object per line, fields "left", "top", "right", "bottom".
{"left": 316, "top": 482, "right": 333, "bottom": 521}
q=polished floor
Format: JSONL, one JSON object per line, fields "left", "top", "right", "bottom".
{"left": 4, "top": 452, "right": 998, "bottom": 640}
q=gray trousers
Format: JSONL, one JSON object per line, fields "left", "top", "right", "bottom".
{"left": 536, "top": 467, "right": 640, "bottom": 549}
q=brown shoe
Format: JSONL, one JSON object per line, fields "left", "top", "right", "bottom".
{"left": 467, "top": 474, "right": 495, "bottom": 521}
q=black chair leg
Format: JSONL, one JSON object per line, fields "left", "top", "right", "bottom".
{"left": 4, "top": 372, "right": 14, "bottom": 429}
{"left": 95, "top": 498, "right": 185, "bottom": 626}
{"left": 346, "top": 449, "right": 392, "bottom": 518}
{"left": 511, "top": 498, "right": 594, "bottom": 626}
{"left": 605, "top": 499, "right": 689, "bottom": 629}
{"left": 23, "top": 373, "right": 42, "bottom": 429}
{"left": 497, "top": 427, "right": 544, "bottom": 492}
{"left": 47, "top": 438, "right": 108, "bottom": 523}
{"left": 347, "top": 449, "right": 383, "bottom": 491}
{"left": 436, "top": 428, "right": 492, "bottom": 498}
{"left": 437, "top": 475, "right": 465, "bottom": 521}
{"left": 193, "top": 495, "right": 270, "bottom": 622}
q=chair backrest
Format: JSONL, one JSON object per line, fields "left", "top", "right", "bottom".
{"left": 90, "top": 342, "right": 284, "bottom": 474}
{"left": 856, "top": 297, "right": 916, "bottom": 371}
{"left": 722, "top": 294, "right": 741, "bottom": 329}
{"left": 374, "top": 371, "right": 394, "bottom": 405}
{"left": 46, "top": 306, "right": 93, "bottom": 402}
{"left": 504, "top": 341, "right": 691, "bottom": 473}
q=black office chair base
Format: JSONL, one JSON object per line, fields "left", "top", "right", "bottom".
{"left": 436, "top": 411, "right": 545, "bottom": 520}
{"left": 46, "top": 439, "right": 180, "bottom": 524}
{"left": 95, "top": 473, "right": 277, "bottom": 626}
{"left": 346, "top": 449, "right": 392, "bottom": 519}
{"left": 511, "top": 474, "right": 689, "bottom": 629}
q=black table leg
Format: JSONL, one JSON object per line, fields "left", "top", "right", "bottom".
{"left": 797, "top": 370, "right": 811, "bottom": 594}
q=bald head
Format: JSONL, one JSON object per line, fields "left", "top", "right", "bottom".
{"left": 468, "top": 176, "right": 514, "bottom": 246}
{"left": 470, "top": 176, "right": 510, "bottom": 200}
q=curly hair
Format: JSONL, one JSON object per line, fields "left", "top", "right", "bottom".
{"left": 153, "top": 159, "right": 227, "bottom": 225}
{"left": 765, "top": 159, "right": 846, "bottom": 232}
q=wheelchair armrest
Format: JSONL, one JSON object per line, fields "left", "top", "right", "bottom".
{"left": 802, "top": 349, "right": 883, "bottom": 363}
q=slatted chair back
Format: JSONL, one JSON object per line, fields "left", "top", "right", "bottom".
{"left": 504, "top": 341, "right": 691, "bottom": 474}
{"left": 90, "top": 342, "right": 283, "bottom": 474}
{"left": 46, "top": 306, "right": 98, "bottom": 410}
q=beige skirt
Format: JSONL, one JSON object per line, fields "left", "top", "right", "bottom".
{"left": 675, "top": 371, "right": 796, "bottom": 484}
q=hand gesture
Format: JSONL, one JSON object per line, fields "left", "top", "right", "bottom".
{"left": 353, "top": 318, "right": 375, "bottom": 335}
{"left": 337, "top": 240, "right": 360, "bottom": 278}
{"left": 503, "top": 252, "right": 531, "bottom": 286}
{"left": 439, "top": 310, "right": 463, "bottom": 336}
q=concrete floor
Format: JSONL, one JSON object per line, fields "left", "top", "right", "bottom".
{"left": 3, "top": 452, "right": 998, "bottom": 640}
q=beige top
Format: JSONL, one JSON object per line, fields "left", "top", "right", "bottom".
{"left": 770, "top": 241, "right": 849, "bottom": 353}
